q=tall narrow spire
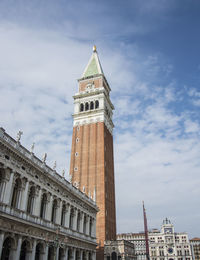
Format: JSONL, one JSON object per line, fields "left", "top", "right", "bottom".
{"left": 81, "top": 46, "right": 104, "bottom": 78}
{"left": 143, "top": 201, "right": 150, "bottom": 260}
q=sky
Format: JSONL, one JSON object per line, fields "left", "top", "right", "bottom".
{"left": 0, "top": 0, "right": 200, "bottom": 238}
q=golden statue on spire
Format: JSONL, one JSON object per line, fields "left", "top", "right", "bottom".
{"left": 93, "top": 45, "right": 97, "bottom": 52}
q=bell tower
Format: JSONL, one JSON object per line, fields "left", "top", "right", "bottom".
{"left": 70, "top": 46, "right": 116, "bottom": 258}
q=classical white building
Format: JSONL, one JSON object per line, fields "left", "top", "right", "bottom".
{"left": 149, "top": 218, "right": 192, "bottom": 260}
{"left": 0, "top": 127, "right": 98, "bottom": 260}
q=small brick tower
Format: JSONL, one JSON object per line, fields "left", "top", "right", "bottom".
{"left": 70, "top": 46, "right": 116, "bottom": 258}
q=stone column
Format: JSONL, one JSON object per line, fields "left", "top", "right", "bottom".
{"left": 93, "top": 219, "right": 96, "bottom": 238}
{"left": 92, "top": 251, "right": 96, "bottom": 260}
{"left": 21, "top": 179, "right": 29, "bottom": 211}
{"left": 64, "top": 247, "right": 69, "bottom": 260}
{"left": 0, "top": 179, "right": 6, "bottom": 202}
{"left": 56, "top": 246, "right": 59, "bottom": 260}
{"left": 90, "top": 218, "right": 95, "bottom": 237}
{"left": 80, "top": 212, "right": 84, "bottom": 233}
{"left": 65, "top": 205, "right": 71, "bottom": 228}
{"left": 43, "top": 243, "right": 49, "bottom": 260}
{"left": 3, "top": 169, "right": 14, "bottom": 204}
{"left": 73, "top": 208, "right": 78, "bottom": 231}
{"left": 46, "top": 194, "right": 53, "bottom": 221}
{"left": 72, "top": 248, "right": 76, "bottom": 260}
{"left": 34, "top": 187, "right": 42, "bottom": 216}
{"left": 11, "top": 236, "right": 22, "bottom": 260}
{"left": 56, "top": 200, "right": 62, "bottom": 225}
{"left": 80, "top": 250, "right": 83, "bottom": 260}
{"left": 86, "top": 216, "right": 90, "bottom": 236}
{"left": 30, "top": 239, "right": 37, "bottom": 260}
{"left": 0, "top": 232, "right": 5, "bottom": 259}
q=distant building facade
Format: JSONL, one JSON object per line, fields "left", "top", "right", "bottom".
{"left": 104, "top": 240, "right": 136, "bottom": 260}
{"left": 117, "top": 218, "right": 192, "bottom": 260}
{"left": 117, "top": 233, "right": 146, "bottom": 260}
{"left": 0, "top": 127, "right": 98, "bottom": 260}
{"left": 148, "top": 218, "right": 192, "bottom": 260}
{"left": 190, "top": 238, "right": 200, "bottom": 260}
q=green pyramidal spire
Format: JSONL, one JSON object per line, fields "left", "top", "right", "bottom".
{"left": 81, "top": 46, "right": 104, "bottom": 78}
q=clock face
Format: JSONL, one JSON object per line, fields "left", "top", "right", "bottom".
{"left": 168, "top": 248, "right": 173, "bottom": 254}
{"left": 164, "top": 228, "right": 173, "bottom": 233}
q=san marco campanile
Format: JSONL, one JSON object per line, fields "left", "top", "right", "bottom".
{"left": 69, "top": 46, "right": 116, "bottom": 258}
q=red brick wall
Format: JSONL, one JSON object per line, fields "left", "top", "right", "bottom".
{"left": 70, "top": 122, "right": 116, "bottom": 248}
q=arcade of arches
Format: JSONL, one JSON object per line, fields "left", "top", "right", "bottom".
{"left": 0, "top": 233, "right": 95, "bottom": 260}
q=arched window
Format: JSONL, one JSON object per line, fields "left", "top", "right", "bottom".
{"left": 76, "top": 250, "right": 80, "bottom": 260}
{"left": 90, "top": 101, "right": 94, "bottom": 110}
{"left": 80, "top": 103, "right": 84, "bottom": 112}
{"left": 20, "top": 240, "right": 31, "bottom": 260}
{"left": 1, "top": 237, "right": 15, "bottom": 260}
{"left": 77, "top": 211, "right": 81, "bottom": 232}
{"left": 83, "top": 252, "right": 87, "bottom": 260}
{"left": 68, "top": 249, "right": 72, "bottom": 260}
{"left": 89, "top": 252, "right": 92, "bottom": 260}
{"left": 95, "top": 100, "right": 99, "bottom": 109}
{"left": 48, "top": 245, "right": 56, "bottom": 260}
{"left": 11, "top": 177, "right": 22, "bottom": 208}
{"left": 83, "top": 215, "right": 87, "bottom": 234}
{"left": 61, "top": 203, "right": 66, "bottom": 226}
{"left": 51, "top": 199, "right": 58, "bottom": 223}
{"left": 35, "top": 243, "right": 44, "bottom": 260}
{"left": 58, "top": 248, "right": 65, "bottom": 260}
{"left": 40, "top": 193, "right": 47, "bottom": 219}
{"left": 111, "top": 252, "right": 117, "bottom": 260}
{"left": 85, "top": 102, "right": 89, "bottom": 111}
{"left": 69, "top": 207, "right": 74, "bottom": 229}
{"left": 27, "top": 186, "right": 35, "bottom": 214}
